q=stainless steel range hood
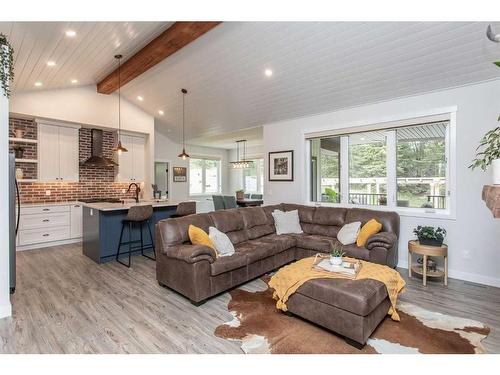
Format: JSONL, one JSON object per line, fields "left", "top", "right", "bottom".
{"left": 81, "top": 129, "right": 118, "bottom": 167}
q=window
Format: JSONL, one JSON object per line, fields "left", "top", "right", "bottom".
{"left": 189, "top": 157, "right": 221, "bottom": 195}
{"left": 396, "top": 123, "right": 447, "bottom": 209}
{"left": 242, "top": 158, "right": 264, "bottom": 193}
{"left": 310, "top": 137, "right": 341, "bottom": 203}
{"left": 308, "top": 120, "right": 450, "bottom": 212}
{"left": 348, "top": 131, "right": 386, "bottom": 206}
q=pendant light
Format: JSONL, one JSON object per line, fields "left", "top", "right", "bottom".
{"left": 112, "top": 54, "right": 128, "bottom": 154}
{"left": 230, "top": 140, "right": 254, "bottom": 169}
{"left": 178, "top": 88, "right": 190, "bottom": 160}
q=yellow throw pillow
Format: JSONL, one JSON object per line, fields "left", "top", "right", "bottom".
{"left": 356, "top": 219, "right": 382, "bottom": 247}
{"left": 188, "top": 225, "right": 216, "bottom": 251}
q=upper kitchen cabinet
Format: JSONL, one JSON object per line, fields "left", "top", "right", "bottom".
{"left": 116, "top": 134, "right": 146, "bottom": 182}
{"left": 38, "top": 122, "right": 80, "bottom": 182}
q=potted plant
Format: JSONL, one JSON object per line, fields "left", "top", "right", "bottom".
{"left": 235, "top": 189, "right": 245, "bottom": 200}
{"left": 413, "top": 226, "right": 447, "bottom": 247}
{"left": 329, "top": 242, "right": 345, "bottom": 266}
{"left": 469, "top": 115, "right": 500, "bottom": 184}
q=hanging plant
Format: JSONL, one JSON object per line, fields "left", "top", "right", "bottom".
{"left": 0, "top": 33, "right": 14, "bottom": 98}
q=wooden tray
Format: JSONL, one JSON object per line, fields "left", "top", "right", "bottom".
{"left": 312, "top": 254, "right": 362, "bottom": 279}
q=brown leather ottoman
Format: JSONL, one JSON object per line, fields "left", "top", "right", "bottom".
{"left": 286, "top": 278, "right": 391, "bottom": 348}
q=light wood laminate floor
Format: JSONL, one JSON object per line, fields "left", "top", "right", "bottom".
{"left": 1, "top": 243, "right": 499, "bottom": 353}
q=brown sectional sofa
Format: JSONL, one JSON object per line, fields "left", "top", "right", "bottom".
{"left": 155, "top": 203, "right": 399, "bottom": 305}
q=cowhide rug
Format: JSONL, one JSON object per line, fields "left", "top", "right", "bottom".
{"left": 215, "top": 279, "right": 490, "bottom": 354}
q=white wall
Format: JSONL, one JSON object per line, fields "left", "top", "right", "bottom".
{"left": 0, "top": 88, "right": 11, "bottom": 319}
{"left": 228, "top": 144, "right": 264, "bottom": 193}
{"left": 155, "top": 125, "right": 230, "bottom": 202}
{"left": 9, "top": 85, "right": 156, "bottom": 196}
{"left": 263, "top": 79, "right": 500, "bottom": 287}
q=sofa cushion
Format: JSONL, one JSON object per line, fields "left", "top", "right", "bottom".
{"left": 210, "top": 252, "right": 248, "bottom": 276}
{"left": 294, "top": 234, "right": 336, "bottom": 253}
{"left": 345, "top": 208, "right": 399, "bottom": 237}
{"left": 295, "top": 278, "right": 388, "bottom": 316}
{"left": 272, "top": 209, "right": 303, "bottom": 235}
{"left": 312, "top": 206, "right": 347, "bottom": 226}
{"left": 341, "top": 243, "right": 370, "bottom": 261}
{"left": 261, "top": 204, "right": 285, "bottom": 225}
{"left": 258, "top": 234, "right": 297, "bottom": 251}
{"left": 240, "top": 207, "right": 275, "bottom": 239}
{"left": 337, "top": 221, "right": 361, "bottom": 245}
{"left": 159, "top": 213, "right": 214, "bottom": 246}
{"left": 301, "top": 223, "right": 341, "bottom": 238}
{"left": 209, "top": 209, "right": 249, "bottom": 244}
{"left": 235, "top": 241, "right": 281, "bottom": 264}
{"left": 282, "top": 203, "right": 315, "bottom": 223}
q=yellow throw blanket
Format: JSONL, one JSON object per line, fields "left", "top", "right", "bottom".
{"left": 269, "top": 257, "right": 406, "bottom": 321}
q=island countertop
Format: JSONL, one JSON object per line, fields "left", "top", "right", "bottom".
{"left": 79, "top": 199, "right": 185, "bottom": 212}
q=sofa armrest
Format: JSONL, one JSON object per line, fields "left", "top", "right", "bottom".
{"left": 164, "top": 244, "right": 217, "bottom": 264}
{"left": 365, "top": 232, "right": 397, "bottom": 250}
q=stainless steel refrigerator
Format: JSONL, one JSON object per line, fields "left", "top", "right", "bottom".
{"left": 9, "top": 153, "right": 19, "bottom": 294}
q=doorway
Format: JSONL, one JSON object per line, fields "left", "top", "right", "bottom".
{"left": 154, "top": 161, "right": 169, "bottom": 199}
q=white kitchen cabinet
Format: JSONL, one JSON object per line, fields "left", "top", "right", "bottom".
{"left": 38, "top": 123, "right": 79, "bottom": 182}
{"left": 132, "top": 136, "right": 146, "bottom": 182}
{"left": 70, "top": 204, "right": 83, "bottom": 238}
{"left": 17, "top": 203, "right": 82, "bottom": 250}
{"left": 116, "top": 134, "right": 146, "bottom": 182}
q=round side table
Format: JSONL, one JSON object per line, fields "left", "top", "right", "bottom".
{"left": 408, "top": 240, "right": 448, "bottom": 286}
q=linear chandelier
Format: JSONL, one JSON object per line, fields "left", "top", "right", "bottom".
{"left": 230, "top": 140, "right": 254, "bottom": 169}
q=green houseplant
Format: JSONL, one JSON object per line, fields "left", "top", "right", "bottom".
{"left": 329, "top": 242, "right": 345, "bottom": 266}
{"left": 0, "top": 33, "right": 14, "bottom": 98}
{"left": 413, "top": 226, "right": 447, "bottom": 247}
{"left": 324, "top": 187, "right": 338, "bottom": 203}
{"left": 469, "top": 115, "right": 500, "bottom": 184}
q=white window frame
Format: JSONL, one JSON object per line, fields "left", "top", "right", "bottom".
{"left": 304, "top": 108, "right": 457, "bottom": 220}
{"left": 189, "top": 156, "right": 222, "bottom": 196}
{"left": 241, "top": 158, "right": 264, "bottom": 194}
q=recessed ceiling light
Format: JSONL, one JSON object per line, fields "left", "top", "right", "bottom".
{"left": 47, "top": 61, "right": 56, "bottom": 67}
{"left": 264, "top": 68, "right": 273, "bottom": 77}
{"left": 158, "top": 110, "right": 164, "bottom": 115}
{"left": 34, "top": 82, "right": 42, "bottom": 87}
{"left": 71, "top": 79, "right": 78, "bottom": 84}
{"left": 137, "top": 96, "right": 144, "bottom": 101}
{"left": 65, "top": 30, "right": 76, "bottom": 37}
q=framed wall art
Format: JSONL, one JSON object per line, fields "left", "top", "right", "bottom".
{"left": 268, "top": 150, "right": 294, "bottom": 181}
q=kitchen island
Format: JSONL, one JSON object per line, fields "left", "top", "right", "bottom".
{"left": 81, "top": 200, "right": 180, "bottom": 264}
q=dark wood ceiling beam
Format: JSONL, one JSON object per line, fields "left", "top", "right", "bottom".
{"left": 97, "top": 21, "right": 221, "bottom": 94}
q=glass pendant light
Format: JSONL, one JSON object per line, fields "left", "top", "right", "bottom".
{"left": 112, "top": 54, "right": 128, "bottom": 154}
{"left": 230, "top": 140, "right": 254, "bottom": 169}
{"left": 178, "top": 88, "right": 190, "bottom": 159}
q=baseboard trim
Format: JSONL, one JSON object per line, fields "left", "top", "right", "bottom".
{"left": 17, "top": 238, "right": 82, "bottom": 251}
{"left": 397, "top": 260, "right": 500, "bottom": 288}
{"left": 0, "top": 301, "right": 12, "bottom": 319}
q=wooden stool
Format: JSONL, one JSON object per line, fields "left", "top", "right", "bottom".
{"left": 408, "top": 240, "right": 448, "bottom": 286}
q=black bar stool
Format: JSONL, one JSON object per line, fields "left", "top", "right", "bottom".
{"left": 116, "top": 205, "right": 156, "bottom": 268}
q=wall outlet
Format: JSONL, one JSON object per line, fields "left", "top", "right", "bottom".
{"left": 462, "top": 250, "right": 471, "bottom": 259}
{"left": 45, "top": 190, "right": 51, "bottom": 196}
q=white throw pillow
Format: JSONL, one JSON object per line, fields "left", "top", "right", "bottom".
{"left": 337, "top": 221, "right": 361, "bottom": 245}
{"left": 209, "top": 227, "right": 235, "bottom": 257}
{"left": 272, "top": 209, "right": 303, "bottom": 235}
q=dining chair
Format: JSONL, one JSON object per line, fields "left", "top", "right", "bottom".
{"left": 244, "top": 193, "right": 250, "bottom": 198}
{"left": 223, "top": 195, "right": 237, "bottom": 209}
{"left": 212, "top": 195, "right": 225, "bottom": 210}
{"left": 250, "top": 193, "right": 263, "bottom": 200}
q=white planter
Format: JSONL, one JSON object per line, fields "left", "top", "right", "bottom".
{"left": 330, "top": 256, "right": 343, "bottom": 266}
{"left": 493, "top": 159, "right": 500, "bottom": 185}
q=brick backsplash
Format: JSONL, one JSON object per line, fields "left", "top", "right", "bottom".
{"left": 10, "top": 118, "right": 137, "bottom": 204}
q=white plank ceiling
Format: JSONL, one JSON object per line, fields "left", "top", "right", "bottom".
{"left": 0, "top": 22, "right": 171, "bottom": 92}
{"left": 2, "top": 22, "right": 500, "bottom": 148}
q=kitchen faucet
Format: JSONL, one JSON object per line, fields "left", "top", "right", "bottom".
{"left": 127, "top": 183, "right": 141, "bottom": 203}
